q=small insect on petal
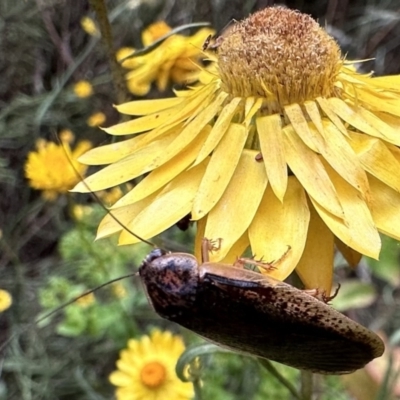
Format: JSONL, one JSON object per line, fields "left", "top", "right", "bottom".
{"left": 139, "top": 244, "right": 384, "bottom": 374}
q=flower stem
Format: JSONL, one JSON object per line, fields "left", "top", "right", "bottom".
{"left": 88, "top": 0, "right": 129, "bottom": 105}
{"left": 258, "top": 359, "right": 302, "bottom": 399}
{"left": 300, "top": 370, "right": 314, "bottom": 400}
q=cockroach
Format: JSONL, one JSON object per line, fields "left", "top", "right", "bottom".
{"left": 139, "top": 240, "right": 384, "bottom": 374}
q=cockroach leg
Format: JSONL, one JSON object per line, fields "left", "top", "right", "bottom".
{"left": 234, "top": 245, "right": 291, "bottom": 272}
{"left": 304, "top": 284, "right": 341, "bottom": 304}
{"left": 201, "top": 238, "right": 223, "bottom": 262}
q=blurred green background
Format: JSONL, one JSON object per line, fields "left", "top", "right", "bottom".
{"left": 1, "top": 0, "right": 400, "bottom": 399}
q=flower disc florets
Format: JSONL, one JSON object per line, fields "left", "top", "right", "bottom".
{"left": 217, "top": 7, "right": 342, "bottom": 113}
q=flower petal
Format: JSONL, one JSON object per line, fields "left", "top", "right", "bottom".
{"left": 349, "top": 131, "right": 400, "bottom": 192}
{"left": 105, "top": 82, "right": 218, "bottom": 136}
{"left": 113, "top": 125, "right": 211, "bottom": 206}
{"left": 119, "top": 160, "right": 209, "bottom": 244}
{"left": 295, "top": 202, "right": 334, "bottom": 293}
{"left": 248, "top": 177, "right": 310, "bottom": 281}
{"left": 205, "top": 150, "right": 267, "bottom": 260}
{"left": 304, "top": 101, "right": 369, "bottom": 198}
{"left": 335, "top": 237, "right": 362, "bottom": 267}
{"left": 78, "top": 137, "right": 140, "bottom": 166}
{"left": 97, "top": 192, "right": 160, "bottom": 240}
{"left": 282, "top": 125, "right": 344, "bottom": 218}
{"left": 256, "top": 114, "right": 288, "bottom": 201}
{"left": 310, "top": 162, "right": 381, "bottom": 259}
{"left": 327, "top": 98, "right": 400, "bottom": 146}
{"left": 316, "top": 97, "right": 348, "bottom": 136}
{"left": 192, "top": 123, "right": 248, "bottom": 219}
{"left": 219, "top": 232, "right": 250, "bottom": 264}
{"left": 115, "top": 97, "right": 184, "bottom": 115}
{"left": 369, "top": 174, "right": 400, "bottom": 241}
{"left": 73, "top": 134, "right": 177, "bottom": 192}
{"left": 194, "top": 97, "right": 243, "bottom": 164}
{"left": 149, "top": 91, "right": 228, "bottom": 169}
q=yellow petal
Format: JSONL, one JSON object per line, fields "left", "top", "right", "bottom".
{"left": 194, "top": 97, "right": 243, "bottom": 165}
{"left": 219, "top": 232, "right": 250, "bottom": 264}
{"left": 310, "top": 162, "right": 381, "bottom": 259}
{"left": 192, "top": 123, "right": 248, "bottom": 219}
{"left": 349, "top": 131, "right": 400, "bottom": 192}
{"left": 244, "top": 97, "right": 263, "bottom": 126}
{"left": 345, "top": 87, "right": 400, "bottom": 116}
{"left": 119, "top": 160, "right": 208, "bottom": 244}
{"left": 335, "top": 237, "right": 362, "bottom": 267}
{"left": 115, "top": 97, "right": 184, "bottom": 115}
{"left": 96, "top": 191, "right": 160, "bottom": 240}
{"left": 78, "top": 128, "right": 179, "bottom": 165}
{"left": 204, "top": 150, "right": 268, "bottom": 260}
{"left": 248, "top": 177, "right": 310, "bottom": 281}
{"left": 369, "top": 174, "right": 400, "bottom": 241}
{"left": 327, "top": 98, "right": 400, "bottom": 146}
{"left": 105, "top": 82, "right": 218, "bottom": 135}
{"left": 73, "top": 135, "right": 174, "bottom": 192}
{"left": 149, "top": 92, "right": 228, "bottom": 169}
{"left": 289, "top": 102, "right": 369, "bottom": 199}
{"left": 284, "top": 103, "right": 318, "bottom": 152}
{"left": 112, "top": 125, "right": 211, "bottom": 206}
{"left": 256, "top": 114, "right": 288, "bottom": 201}
{"left": 316, "top": 97, "right": 348, "bottom": 137}
{"left": 317, "top": 120, "right": 370, "bottom": 198}
{"left": 296, "top": 202, "right": 334, "bottom": 293}
{"left": 78, "top": 136, "right": 142, "bottom": 165}
{"left": 282, "top": 125, "right": 344, "bottom": 218}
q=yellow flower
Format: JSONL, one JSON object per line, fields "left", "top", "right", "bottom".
{"left": 116, "top": 21, "right": 215, "bottom": 96}
{"left": 0, "top": 289, "right": 12, "bottom": 312}
{"left": 80, "top": 16, "right": 99, "bottom": 37}
{"left": 26, "top": 134, "right": 92, "bottom": 201}
{"left": 75, "top": 292, "right": 95, "bottom": 307}
{"left": 73, "top": 80, "right": 93, "bottom": 98}
{"left": 109, "top": 329, "right": 194, "bottom": 400}
{"left": 74, "top": 7, "right": 400, "bottom": 293}
{"left": 87, "top": 111, "right": 106, "bottom": 127}
{"left": 111, "top": 282, "right": 127, "bottom": 299}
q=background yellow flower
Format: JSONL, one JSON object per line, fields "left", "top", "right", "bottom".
{"left": 117, "top": 21, "right": 215, "bottom": 95}
{"left": 73, "top": 80, "right": 93, "bottom": 98}
{"left": 0, "top": 289, "right": 12, "bottom": 312}
{"left": 109, "top": 329, "right": 194, "bottom": 400}
{"left": 26, "top": 136, "right": 92, "bottom": 200}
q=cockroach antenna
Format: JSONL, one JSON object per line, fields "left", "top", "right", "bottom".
{"left": 56, "top": 133, "right": 163, "bottom": 250}
{"left": 0, "top": 274, "right": 138, "bottom": 354}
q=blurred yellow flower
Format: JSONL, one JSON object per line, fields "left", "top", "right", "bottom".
{"left": 75, "top": 292, "right": 95, "bottom": 307}
{"left": 26, "top": 135, "right": 92, "bottom": 201}
{"left": 73, "top": 80, "right": 93, "bottom": 98}
{"left": 0, "top": 289, "right": 12, "bottom": 312}
{"left": 72, "top": 204, "right": 94, "bottom": 221}
{"left": 111, "top": 282, "right": 127, "bottom": 299}
{"left": 109, "top": 329, "right": 193, "bottom": 400}
{"left": 74, "top": 7, "right": 400, "bottom": 293}
{"left": 116, "top": 21, "right": 214, "bottom": 96}
{"left": 80, "top": 16, "right": 99, "bottom": 37}
{"left": 87, "top": 111, "right": 106, "bottom": 127}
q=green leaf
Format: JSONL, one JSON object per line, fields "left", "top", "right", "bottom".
{"left": 331, "top": 280, "right": 377, "bottom": 311}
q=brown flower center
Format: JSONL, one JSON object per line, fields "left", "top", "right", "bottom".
{"left": 216, "top": 7, "right": 342, "bottom": 114}
{"left": 140, "top": 361, "right": 167, "bottom": 388}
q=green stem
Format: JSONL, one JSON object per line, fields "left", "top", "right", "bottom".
{"left": 300, "top": 370, "right": 313, "bottom": 400}
{"left": 258, "top": 359, "right": 302, "bottom": 400}
{"left": 88, "top": 0, "right": 129, "bottom": 105}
